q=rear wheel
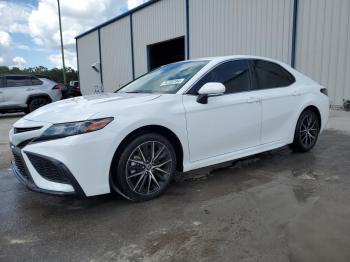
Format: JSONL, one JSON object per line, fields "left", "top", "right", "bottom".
{"left": 28, "top": 97, "right": 50, "bottom": 112}
{"left": 292, "top": 110, "right": 320, "bottom": 152}
{"left": 113, "top": 133, "right": 177, "bottom": 201}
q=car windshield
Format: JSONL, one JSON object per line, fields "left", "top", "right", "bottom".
{"left": 117, "top": 60, "right": 209, "bottom": 94}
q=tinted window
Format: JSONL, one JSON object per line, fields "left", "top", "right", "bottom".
{"left": 6, "top": 76, "right": 32, "bottom": 87}
{"left": 0, "top": 77, "right": 4, "bottom": 88}
{"left": 31, "top": 76, "right": 43, "bottom": 86}
{"left": 252, "top": 60, "right": 295, "bottom": 89}
{"left": 188, "top": 60, "right": 250, "bottom": 95}
{"left": 118, "top": 60, "right": 209, "bottom": 94}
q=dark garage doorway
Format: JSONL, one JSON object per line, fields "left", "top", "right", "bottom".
{"left": 147, "top": 36, "right": 185, "bottom": 70}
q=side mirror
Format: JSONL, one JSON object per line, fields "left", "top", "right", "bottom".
{"left": 197, "top": 82, "right": 225, "bottom": 104}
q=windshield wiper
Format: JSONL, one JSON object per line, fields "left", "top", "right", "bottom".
{"left": 124, "top": 91, "right": 154, "bottom": 94}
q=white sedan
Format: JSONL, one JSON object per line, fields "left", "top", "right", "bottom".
{"left": 9, "top": 56, "right": 329, "bottom": 201}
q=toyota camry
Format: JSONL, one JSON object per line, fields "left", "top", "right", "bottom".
{"left": 9, "top": 56, "right": 329, "bottom": 201}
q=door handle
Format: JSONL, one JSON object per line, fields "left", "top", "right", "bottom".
{"left": 247, "top": 97, "right": 260, "bottom": 103}
{"left": 0, "top": 91, "right": 3, "bottom": 94}
{"left": 293, "top": 91, "right": 301, "bottom": 96}
{"left": 26, "top": 88, "right": 34, "bottom": 91}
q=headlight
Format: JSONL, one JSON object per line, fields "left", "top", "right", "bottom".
{"left": 37, "top": 117, "right": 114, "bottom": 141}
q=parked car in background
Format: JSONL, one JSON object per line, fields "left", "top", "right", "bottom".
{"left": 61, "top": 81, "right": 81, "bottom": 99}
{"left": 9, "top": 56, "right": 329, "bottom": 201}
{"left": 34, "top": 74, "right": 54, "bottom": 81}
{"left": 0, "top": 74, "right": 62, "bottom": 113}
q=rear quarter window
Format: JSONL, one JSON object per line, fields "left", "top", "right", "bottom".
{"left": 31, "top": 76, "right": 43, "bottom": 86}
{"left": 252, "top": 60, "right": 295, "bottom": 90}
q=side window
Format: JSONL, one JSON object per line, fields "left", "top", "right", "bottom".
{"left": 31, "top": 76, "right": 43, "bottom": 86}
{"left": 252, "top": 60, "right": 295, "bottom": 90}
{"left": 6, "top": 76, "right": 32, "bottom": 87}
{"left": 0, "top": 77, "right": 4, "bottom": 88}
{"left": 189, "top": 60, "right": 250, "bottom": 95}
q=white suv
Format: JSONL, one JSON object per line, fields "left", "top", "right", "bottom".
{"left": 0, "top": 74, "right": 62, "bottom": 113}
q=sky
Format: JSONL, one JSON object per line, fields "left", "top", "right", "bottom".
{"left": 0, "top": 0, "right": 148, "bottom": 69}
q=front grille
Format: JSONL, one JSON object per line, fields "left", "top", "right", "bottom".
{"left": 14, "top": 126, "right": 42, "bottom": 134}
{"left": 27, "top": 153, "right": 70, "bottom": 184}
{"left": 12, "top": 152, "right": 29, "bottom": 179}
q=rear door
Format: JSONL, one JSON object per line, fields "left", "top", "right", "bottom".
{"left": 2, "top": 76, "right": 33, "bottom": 107}
{"left": 250, "top": 59, "right": 299, "bottom": 144}
{"left": 183, "top": 60, "right": 262, "bottom": 162}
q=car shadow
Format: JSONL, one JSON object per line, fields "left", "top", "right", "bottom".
{"left": 0, "top": 113, "right": 25, "bottom": 119}
{"left": 10, "top": 130, "right": 345, "bottom": 216}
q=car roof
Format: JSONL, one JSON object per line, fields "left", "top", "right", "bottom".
{"left": 190, "top": 55, "right": 287, "bottom": 64}
{"left": 0, "top": 74, "right": 35, "bottom": 77}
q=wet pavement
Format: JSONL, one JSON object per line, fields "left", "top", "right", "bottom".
{"left": 1, "top": 129, "right": 350, "bottom": 261}
{"left": 0, "top": 113, "right": 23, "bottom": 169}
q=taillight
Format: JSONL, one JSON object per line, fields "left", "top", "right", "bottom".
{"left": 52, "top": 84, "right": 61, "bottom": 90}
{"left": 320, "top": 88, "right": 328, "bottom": 96}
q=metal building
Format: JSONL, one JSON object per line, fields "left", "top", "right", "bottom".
{"left": 76, "top": 0, "right": 350, "bottom": 106}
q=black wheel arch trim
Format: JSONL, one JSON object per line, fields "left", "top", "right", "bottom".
{"left": 26, "top": 93, "right": 52, "bottom": 105}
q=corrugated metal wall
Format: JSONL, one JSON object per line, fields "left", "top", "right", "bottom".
{"left": 295, "top": 0, "right": 350, "bottom": 105}
{"left": 100, "top": 17, "right": 133, "bottom": 92}
{"left": 189, "top": 0, "right": 293, "bottom": 64}
{"left": 76, "top": 0, "right": 350, "bottom": 105}
{"left": 132, "top": 0, "right": 185, "bottom": 77}
{"left": 76, "top": 31, "right": 101, "bottom": 95}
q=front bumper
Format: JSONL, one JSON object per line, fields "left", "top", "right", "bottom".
{"left": 10, "top": 116, "right": 123, "bottom": 197}
{"left": 11, "top": 144, "right": 86, "bottom": 198}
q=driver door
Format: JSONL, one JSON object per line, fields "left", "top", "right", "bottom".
{"left": 183, "top": 60, "right": 262, "bottom": 162}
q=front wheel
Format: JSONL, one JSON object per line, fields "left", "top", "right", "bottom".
{"left": 292, "top": 110, "right": 320, "bottom": 152}
{"left": 113, "top": 133, "right": 177, "bottom": 201}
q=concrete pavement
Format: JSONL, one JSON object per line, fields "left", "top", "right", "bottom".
{"left": 0, "top": 111, "right": 350, "bottom": 261}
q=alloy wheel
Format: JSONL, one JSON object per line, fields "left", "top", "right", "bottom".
{"left": 125, "top": 141, "right": 173, "bottom": 195}
{"left": 299, "top": 113, "right": 319, "bottom": 148}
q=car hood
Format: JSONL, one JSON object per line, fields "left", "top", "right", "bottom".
{"left": 24, "top": 93, "right": 161, "bottom": 123}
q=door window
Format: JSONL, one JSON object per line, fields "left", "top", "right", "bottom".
{"left": 0, "top": 77, "right": 4, "bottom": 88}
{"left": 5, "top": 76, "right": 32, "bottom": 87}
{"left": 188, "top": 60, "right": 250, "bottom": 95}
{"left": 251, "top": 60, "right": 295, "bottom": 90}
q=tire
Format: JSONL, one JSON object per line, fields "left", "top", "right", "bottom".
{"left": 292, "top": 109, "right": 320, "bottom": 152}
{"left": 28, "top": 97, "right": 50, "bottom": 112}
{"left": 112, "top": 133, "right": 177, "bottom": 201}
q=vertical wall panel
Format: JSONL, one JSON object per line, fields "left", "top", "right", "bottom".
{"left": 189, "top": 0, "right": 293, "bottom": 64}
{"left": 100, "top": 17, "right": 133, "bottom": 92}
{"left": 132, "top": 0, "right": 185, "bottom": 77}
{"left": 296, "top": 0, "right": 350, "bottom": 105}
{"left": 76, "top": 0, "right": 350, "bottom": 104}
{"left": 77, "top": 31, "right": 101, "bottom": 95}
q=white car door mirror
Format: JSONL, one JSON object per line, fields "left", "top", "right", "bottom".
{"left": 197, "top": 82, "right": 226, "bottom": 104}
